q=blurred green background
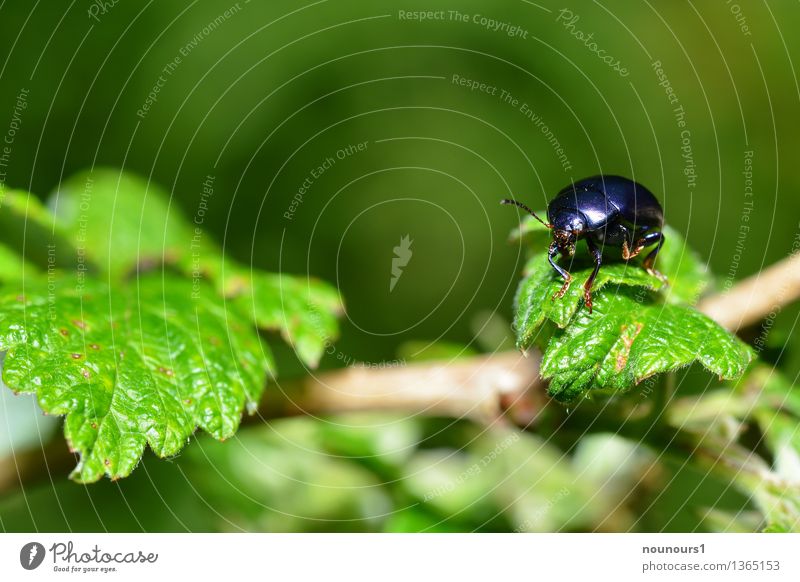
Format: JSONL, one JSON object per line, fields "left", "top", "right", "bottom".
{"left": 0, "top": 0, "right": 798, "bottom": 532}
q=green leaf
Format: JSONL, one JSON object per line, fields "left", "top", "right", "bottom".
{"left": 508, "top": 213, "right": 552, "bottom": 249}
{"left": 514, "top": 256, "right": 661, "bottom": 346}
{"left": 512, "top": 225, "right": 708, "bottom": 348}
{"left": 512, "top": 216, "right": 709, "bottom": 303}
{"left": 0, "top": 274, "right": 272, "bottom": 482}
{"left": 0, "top": 242, "right": 39, "bottom": 282}
{"left": 183, "top": 419, "right": 391, "bottom": 532}
{"left": 699, "top": 508, "right": 764, "bottom": 533}
{"left": 744, "top": 365, "right": 800, "bottom": 420}
{"left": 654, "top": 225, "right": 710, "bottom": 304}
{"left": 0, "top": 189, "right": 80, "bottom": 272}
{"left": 50, "top": 169, "right": 343, "bottom": 368}
{"left": 52, "top": 169, "right": 194, "bottom": 279}
{"left": 231, "top": 271, "right": 344, "bottom": 368}
{"left": 674, "top": 368, "right": 800, "bottom": 532}
{"left": 510, "top": 217, "right": 740, "bottom": 402}
{"left": 475, "top": 429, "right": 639, "bottom": 531}
{"left": 754, "top": 409, "right": 800, "bottom": 483}
{"left": 681, "top": 416, "right": 800, "bottom": 533}
{"left": 540, "top": 289, "right": 753, "bottom": 403}
{"left": 0, "top": 170, "right": 343, "bottom": 481}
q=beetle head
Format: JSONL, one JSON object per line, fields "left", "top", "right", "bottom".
{"left": 552, "top": 230, "right": 576, "bottom": 257}
{"left": 551, "top": 210, "right": 584, "bottom": 254}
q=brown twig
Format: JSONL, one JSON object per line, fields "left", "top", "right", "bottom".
{"left": 699, "top": 252, "right": 800, "bottom": 331}
{"left": 259, "top": 351, "right": 545, "bottom": 427}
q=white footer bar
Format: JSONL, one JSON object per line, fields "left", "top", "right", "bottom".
{"left": 1, "top": 533, "right": 798, "bottom": 581}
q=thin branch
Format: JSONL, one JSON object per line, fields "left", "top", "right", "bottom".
{"left": 699, "top": 252, "right": 800, "bottom": 331}
{"left": 259, "top": 351, "right": 545, "bottom": 427}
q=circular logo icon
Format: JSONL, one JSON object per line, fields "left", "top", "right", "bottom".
{"left": 19, "top": 542, "right": 46, "bottom": 570}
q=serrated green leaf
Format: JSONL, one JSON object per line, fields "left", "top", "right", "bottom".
{"left": 509, "top": 216, "right": 734, "bottom": 403}
{"left": 0, "top": 274, "right": 272, "bottom": 482}
{"left": 540, "top": 289, "right": 753, "bottom": 403}
{"left": 514, "top": 255, "right": 661, "bottom": 344}
{"left": 232, "top": 272, "right": 343, "bottom": 368}
{"left": 0, "top": 170, "right": 343, "bottom": 481}
{"left": 512, "top": 225, "right": 708, "bottom": 348}
{"left": 49, "top": 169, "right": 343, "bottom": 368}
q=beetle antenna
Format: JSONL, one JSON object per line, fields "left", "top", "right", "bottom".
{"left": 500, "top": 199, "right": 552, "bottom": 228}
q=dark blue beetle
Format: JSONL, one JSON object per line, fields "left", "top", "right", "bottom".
{"left": 503, "top": 175, "right": 665, "bottom": 312}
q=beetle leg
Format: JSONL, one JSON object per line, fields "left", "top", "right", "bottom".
{"left": 622, "top": 239, "right": 644, "bottom": 260}
{"left": 554, "top": 276, "right": 573, "bottom": 299}
{"left": 642, "top": 232, "right": 667, "bottom": 282}
{"left": 583, "top": 238, "right": 603, "bottom": 313}
{"left": 548, "top": 242, "right": 573, "bottom": 299}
